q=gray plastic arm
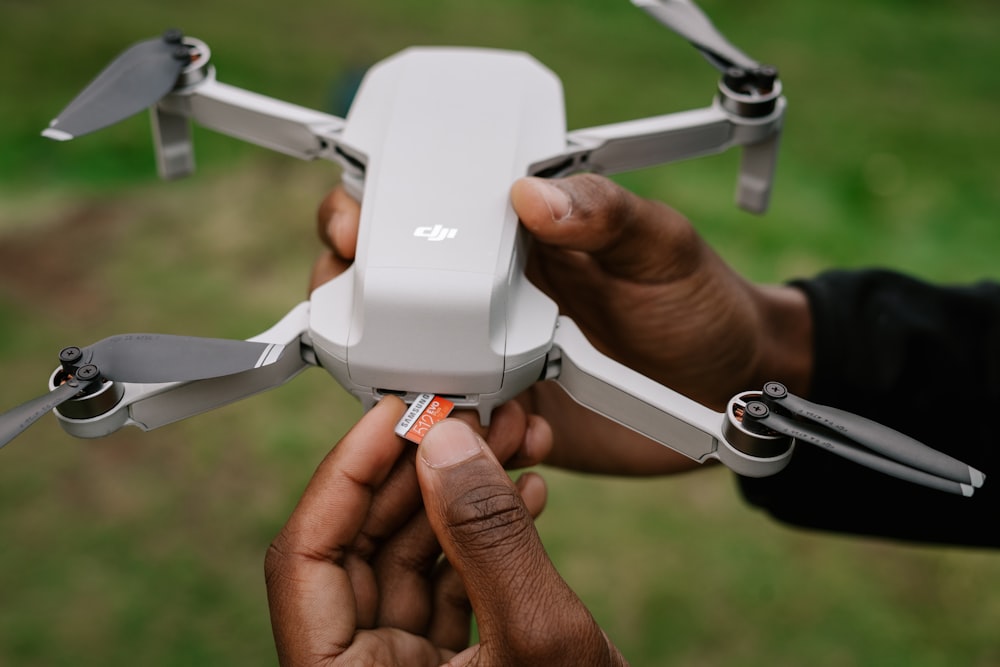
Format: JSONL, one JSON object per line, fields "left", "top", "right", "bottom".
{"left": 549, "top": 316, "right": 790, "bottom": 477}
{"left": 152, "top": 74, "right": 346, "bottom": 179}
{"left": 53, "top": 303, "right": 314, "bottom": 439}
{"left": 536, "top": 97, "right": 785, "bottom": 213}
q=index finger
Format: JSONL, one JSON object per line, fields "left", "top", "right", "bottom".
{"left": 316, "top": 184, "right": 361, "bottom": 261}
{"left": 265, "top": 397, "right": 408, "bottom": 662}
{"left": 280, "top": 397, "right": 408, "bottom": 551}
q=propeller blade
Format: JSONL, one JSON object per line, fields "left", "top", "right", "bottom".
{"left": 632, "top": 0, "right": 758, "bottom": 72}
{"left": 0, "top": 335, "right": 284, "bottom": 450}
{"left": 762, "top": 382, "right": 985, "bottom": 488}
{"left": 42, "top": 31, "right": 190, "bottom": 141}
{"left": 80, "top": 334, "right": 285, "bottom": 384}
{"left": 0, "top": 380, "right": 96, "bottom": 449}
{"left": 744, "top": 401, "right": 974, "bottom": 496}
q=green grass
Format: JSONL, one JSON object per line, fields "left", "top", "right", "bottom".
{"left": 1, "top": 0, "right": 999, "bottom": 665}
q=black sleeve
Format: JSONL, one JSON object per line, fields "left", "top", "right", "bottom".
{"left": 737, "top": 268, "right": 1000, "bottom": 547}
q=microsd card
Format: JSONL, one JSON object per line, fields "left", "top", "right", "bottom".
{"left": 394, "top": 394, "right": 456, "bottom": 444}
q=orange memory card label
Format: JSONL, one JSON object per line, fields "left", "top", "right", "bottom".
{"left": 394, "top": 394, "right": 456, "bottom": 444}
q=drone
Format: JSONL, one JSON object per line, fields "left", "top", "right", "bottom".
{"left": 1, "top": 0, "right": 984, "bottom": 497}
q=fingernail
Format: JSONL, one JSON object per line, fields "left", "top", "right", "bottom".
{"left": 533, "top": 179, "right": 572, "bottom": 222}
{"left": 420, "top": 420, "right": 485, "bottom": 469}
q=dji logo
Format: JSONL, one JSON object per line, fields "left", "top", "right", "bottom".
{"left": 413, "top": 224, "right": 458, "bottom": 242}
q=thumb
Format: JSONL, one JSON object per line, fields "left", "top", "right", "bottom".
{"left": 511, "top": 174, "right": 699, "bottom": 282}
{"left": 416, "top": 420, "right": 616, "bottom": 665}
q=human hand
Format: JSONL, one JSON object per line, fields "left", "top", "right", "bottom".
{"left": 311, "top": 174, "right": 812, "bottom": 474}
{"left": 265, "top": 397, "right": 626, "bottom": 666}
{"left": 509, "top": 174, "right": 812, "bottom": 470}
{"left": 511, "top": 174, "right": 811, "bottom": 406}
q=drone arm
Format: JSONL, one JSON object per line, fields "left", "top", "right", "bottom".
{"left": 736, "top": 129, "right": 781, "bottom": 214}
{"left": 548, "top": 317, "right": 790, "bottom": 477}
{"left": 54, "top": 303, "right": 315, "bottom": 439}
{"left": 153, "top": 77, "right": 347, "bottom": 178}
{"left": 544, "top": 95, "right": 785, "bottom": 213}
{"left": 563, "top": 106, "right": 733, "bottom": 174}
{"left": 151, "top": 105, "right": 195, "bottom": 179}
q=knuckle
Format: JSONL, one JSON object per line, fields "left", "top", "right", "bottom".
{"left": 445, "top": 482, "right": 535, "bottom": 561}
{"left": 263, "top": 529, "right": 345, "bottom": 589}
{"left": 263, "top": 538, "right": 296, "bottom": 590}
{"left": 571, "top": 173, "right": 630, "bottom": 217}
{"left": 564, "top": 174, "right": 640, "bottom": 247}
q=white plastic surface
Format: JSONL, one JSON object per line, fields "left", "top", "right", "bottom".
{"left": 53, "top": 303, "right": 312, "bottom": 438}
{"left": 309, "top": 48, "right": 564, "bottom": 418}
{"left": 551, "top": 316, "right": 793, "bottom": 476}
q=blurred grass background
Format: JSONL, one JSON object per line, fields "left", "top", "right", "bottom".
{"left": 1, "top": 0, "right": 998, "bottom": 664}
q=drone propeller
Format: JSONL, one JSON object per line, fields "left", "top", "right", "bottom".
{"left": 0, "top": 381, "right": 95, "bottom": 451}
{"left": 70, "top": 334, "right": 282, "bottom": 384}
{"left": 0, "top": 334, "right": 283, "bottom": 449}
{"left": 42, "top": 30, "right": 192, "bottom": 141}
{"left": 759, "top": 382, "right": 985, "bottom": 491}
{"left": 632, "top": 0, "right": 759, "bottom": 72}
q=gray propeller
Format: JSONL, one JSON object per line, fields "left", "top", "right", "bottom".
{"left": 760, "top": 382, "right": 984, "bottom": 488}
{"left": 71, "top": 334, "right": 280, "bottom": 384}
{"left": 0, "top": 334, "right": 282, "bottom": 449}
{"left": 42, "top": 30, "right": 191, "bottom": 141}
{"left": 745, "top": 382, "right": 985, "bottom": 496}
{"left": 632, "top": 0, "right": 759, "bottom": 72}
{"left": 0, "top": 381, "right": 94, "bottom": 451}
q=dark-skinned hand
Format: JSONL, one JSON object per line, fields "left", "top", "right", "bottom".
{"left": 265, "top": 397, "right": 627, "bottom": 666}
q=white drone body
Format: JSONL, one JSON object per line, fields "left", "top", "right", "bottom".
{"left": 11, "top": 1, "right": 984, "bottom": 496}
{"left": 38, "top": 35, "right": 790, "bottom": 480}
{"left": 311, "top": 49, "right": 565, "bottom": 419}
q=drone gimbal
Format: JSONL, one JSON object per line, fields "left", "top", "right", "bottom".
{"left": 1, "top": 0, "right": 984, "bottom": 496}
